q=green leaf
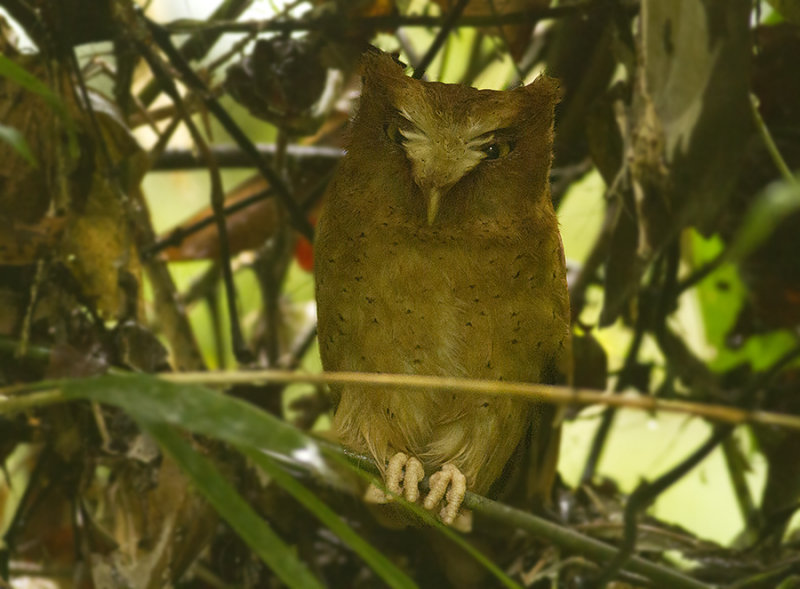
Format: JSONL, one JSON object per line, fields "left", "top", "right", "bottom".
{"left": 728, "top": 179, "right": 800, "bottom": 261}
{"left": 245, "top": 448, "right": 418, "bottom": 589}
{"left": 0, "top": 123, "right": 37, "bottom": 166}
{"left": 0, "top": 54, "right": 79, "bottom": 156}
{"left": 766, "top": 0, "right": 800, "bottom": 24}
{"left": 690, "top": 231, "right": 797, "bottom": 372}
{"left": 0, "top": 54, "right": 69, "bottom": 118}
{"left": 62, "top": 374, "right": 340, "bottom": 484}
{"left": 62, "top": 374, "right": 418, "bottom": 588}
{"left": 143, "top": 421, "right": 324, "bottom": 589}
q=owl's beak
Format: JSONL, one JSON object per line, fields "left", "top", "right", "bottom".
{"left": 426, "top": 188, "right": 441, "bottom": 226}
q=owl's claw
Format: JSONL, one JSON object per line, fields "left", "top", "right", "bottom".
{"left": 424, "top": 463, "right": 467, "bottom": 525}
{"left": 364, "top": 452, "right": 425, "bottom": 504}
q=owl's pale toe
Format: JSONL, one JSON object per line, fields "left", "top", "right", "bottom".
{"left": 365, "top": 452, "right": 425, "bottom": 504}
{"left": 424, "top": 463, "right": 467, "bottom": 525}
{"left": 387, "top": 452, "right": 425, "bottom": 501}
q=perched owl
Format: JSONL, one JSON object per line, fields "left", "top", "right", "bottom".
{"left": 315, "top": 51, "right": 571, "bottom": 527}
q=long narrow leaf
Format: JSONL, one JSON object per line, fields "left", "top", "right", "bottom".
{"left": 0, "top": 123, "right": 37, "bottom": 166}
{"left": 143, "top": 421, "right": 324, "bottom": 589}
{"left": 63, "top": 374, "right": 417, "bottom": 586}
{"left": 0, "top": 54, "right": 78, "bottom": 155}
{"left": 244, "top": 447, "right": 418, "bottom": 589}
{"left": 0, "top": 54, "right": 70, "bottom": 118}
{"left": 62, "top": 374, "right": 340, "bottom": 484}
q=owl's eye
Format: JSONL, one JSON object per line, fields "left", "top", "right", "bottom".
{"left": 384, "top": 123, "right": 405, "bottom": 145}
{"left": 482, "top": 141, "right": 514, "bottom": 160}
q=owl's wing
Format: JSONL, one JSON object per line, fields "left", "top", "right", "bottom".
{"left": 487, "top": 353, "right": 568, "bottom": 510}
{"left": 526, "top": 348, "right": 571, "bottom": 506}
{"left": 523, "top": 401, "right": 562, "bottom": 507}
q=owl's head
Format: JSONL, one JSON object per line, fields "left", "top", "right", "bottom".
{"left": 349, "top": 51, "right": 560, "bottom": 226}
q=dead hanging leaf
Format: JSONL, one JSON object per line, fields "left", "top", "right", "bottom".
{"left": 59, "top": 90, "right": 147, "bottom": 320}
{"left": 600, "top": 0, "right": 752, "bottom": 325}
{"left": 225, "top": 37, "right": 328, "bottom": 135}
{"left": 0, "top": 54, "right": 146, "bottom": 321}
{"left": 638, "top": 0, "right": 752, "bottom": 240}
{"left": 88, "top": 454, "right": 217, "bottom": 589}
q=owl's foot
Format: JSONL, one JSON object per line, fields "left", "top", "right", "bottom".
{"left": 364, "top": 452, "right": 425, "bottom": 504}
{"left": 424, "top": 463, "right": 467, "bottom": 526}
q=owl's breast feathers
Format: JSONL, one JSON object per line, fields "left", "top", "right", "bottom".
{"left": 316, "top": 206, "right": 570, "bottom": 492}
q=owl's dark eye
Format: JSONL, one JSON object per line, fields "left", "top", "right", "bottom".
{"left": 384, "top": 123, "right": 405, "bottom": 145}
{"left": 483, "top": 141, "right": 513, "bottom": 160}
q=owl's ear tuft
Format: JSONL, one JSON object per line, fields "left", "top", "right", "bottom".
{"left": 524, "top": 75, "right": 562, "bottom": 107}
{"left": 360, "top": 49, "right": 408, "bottom": 83}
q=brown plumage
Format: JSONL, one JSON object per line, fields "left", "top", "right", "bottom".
{"left": 315, "top": 51, "right": 570, "bottom": 527}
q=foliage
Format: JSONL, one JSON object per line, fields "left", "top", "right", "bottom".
{"left": 1, "top": 0, "right": 799, "bottom": 587}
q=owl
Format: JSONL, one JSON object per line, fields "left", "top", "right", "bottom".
{"left": 314, "top": 51, "right": 571, "bottom": 527}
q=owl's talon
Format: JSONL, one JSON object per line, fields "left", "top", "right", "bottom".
{"left": 365, "top": 452, "right": 425, "bottom": 504}
{"left": 423, "top": 463, "right": 467, "bottom": 525}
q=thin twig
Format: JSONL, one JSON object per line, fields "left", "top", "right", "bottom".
{"left": 594, "top": 424, "right": 730, "bottom": 585}
{"left": 595, "top": 342, "right": 800, "bottom": 583}
{"left": 721, "top": 436, "right": 761, "bottom": 542}
{"left": 412, "top": 0, "right": 472, "bottom": 80}
{"left": 142, "top": 188, "right": 273, "bottom": 259}
{"left": 163, "top": 4, "right": 609, "bottom": 36}
{"left": 568, "top": 197, "right": 619, "bottom": 323}
{"left": 677, "top": 249, "right": 726, "bottom": 294}
{"left": 5, "top": 368, "right": 800, "bottom": 431}
{"left": 119, "top": 371, "right": 800, "bottom": 431}
{"left": 137, "top": 0, "right": 253, "bottom": 107}
{"left": 750, "top": 93, "right": 798, "bottom": 186}
{"left": 152, "top": 144, "right": 344, "bottom": 170}
{"left": 464, "top": 490, "right": 710, "bottom": 589}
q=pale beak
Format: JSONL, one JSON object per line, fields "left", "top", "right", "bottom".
{"left": 426, "top": 187, "right": 441, "bottom": 226}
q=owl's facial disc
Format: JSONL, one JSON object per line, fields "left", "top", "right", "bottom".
{"left": 393, "top": 108, "right": 506, "bottom": 225}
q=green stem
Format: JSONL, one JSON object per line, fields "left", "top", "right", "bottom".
{"left": 750, "top": 93, "right": 797, "bottom": 185}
